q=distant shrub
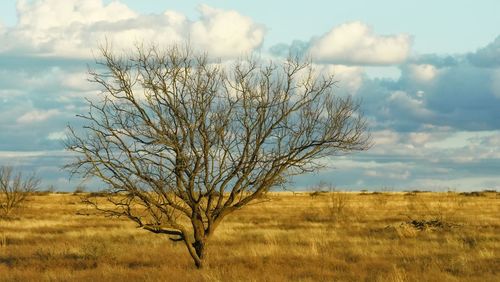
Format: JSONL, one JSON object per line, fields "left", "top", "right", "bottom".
{"left": 73, "top": 186, "right": 87, "bottom": 195}
{"left": 481, "top": 189, "right": 497, "bottom": 193}
{"left": 309, "top": 191, "right": 328, "bottom": 198}
{"left": 0, "top": 166, "right": 40, "bottom": 218}
{"left": 459, "top": 191, "right": 486, "bottom": 197}
{"left": 327, "top": 192, "right": 350, "bottom": 221}
{"left": 33, "top": 190, "right": 51, "bottom": 196}
{"left": 88, "top": 191, "right": 109, "bottom": 197}
{"left": 34, "top": 185, "right": 55, "bottom": 196}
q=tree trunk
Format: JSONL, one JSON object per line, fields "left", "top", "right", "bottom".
{"left": 193, "top": 240, "right": 205, "bottom": 259}
{"left": 183, "top": 237, "right": 204, "bottom": 268}
{"left": 194, "top": 254, "right": 203, "bottom": 269}
{"left": 192, "top": 240, "right": 205, "bottom": 268}
{"left": 188, "top": 212, "right": 207, "bottom": 268}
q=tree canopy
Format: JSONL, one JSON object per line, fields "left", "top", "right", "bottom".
{"left": 66, "top": 44, "right": 370, "bottom": 268}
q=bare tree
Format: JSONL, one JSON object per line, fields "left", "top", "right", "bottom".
{"left": 65, "top": 44, "right": 370, "bottom": 268}
{"left": 0, "top": 166, "right": 40, "bottom": 218}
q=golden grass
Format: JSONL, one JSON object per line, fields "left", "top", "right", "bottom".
{"left": 0, "top": 191, "right": 498, "bottom": 281}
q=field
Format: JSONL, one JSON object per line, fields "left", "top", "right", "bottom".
{"left": 0, "top": 191, "right": 498, "bottom": 281}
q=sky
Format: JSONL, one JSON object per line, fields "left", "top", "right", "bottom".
{"left": 1, "top": 0, "right": 500, "bottom": 191}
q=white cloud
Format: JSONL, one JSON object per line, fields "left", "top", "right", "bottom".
{"left": 4, "top": 0, "right": 136, "bottom": 56}
{"left": 467, "top": 35, "right": 500, "bottom": 68}
{"left": 17, "top": 109, "right": 59, "bottom": 124}
{"left": 308, "top": 21, "right": 411, "bottom": 65}
{"left": 408, "top": 64, "right": 438, "bottom": 82}
{"left": 47, "top": 130, "right": 67, "bottom": 141}
{"left": 409, "top": 132, "right": 431, "bottom": 146}
{"left": 331, "top": 158, "right": 412, "bottom": 171}
{"left": 60, "top": 71, "right": 93, "bottom": 91}
{"left": 372, "top": 130, "right": 400, "bottom": 146}
{"left": 364, "top": 169, "right": 411, "bottom": 180}
{"left": 16, "top": 0, "right": 136, "bottom": 28}
{"left": 2, "top": 1, "right": 500, "bottom": 191}
{"left": 387, "top": 90, "right": 433, "bottom": 120}
{"left": 315, "top": 64, "right": 364, "bottom": 95}
{"left": 0, "top": 150, "right": 66, "bottom": 159}
{"left": 413, "top": 177, "right": 500, "bottom": 191}
{"left": 190, "top": 5, "right": 265, "bottom": 58}
{"left": 1, "top": 1, "right": 265, "bottom": 59}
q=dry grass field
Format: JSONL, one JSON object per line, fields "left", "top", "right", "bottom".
{"left": 0, "top": 191, "right": 498, "bottom": 281}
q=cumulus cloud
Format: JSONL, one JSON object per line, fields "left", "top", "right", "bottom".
{"left": 16, "top": 0, "right": 136, "bottom": 28}
{"left": 319, "top": 129, "right": 500, "bottom": 190}
{"left": 407, "top": 64, "right": 438, "bottom": 83}
{"left": 190, "top": 5, "right": 265, "bottom": 58}
{"left": 468, "top": 35, "right": 500, "bottom": 67}
{"left": 425, "top": 65, "right": 500, "bottom": 130}
{"left": 312, "top": 64, "right": 365, "bottom": 95}
{"left": 1, "top": 1, "right": 500, "bottom": 190}
{"left": 355, "top": 54, "right": 500, "bottom": 133}
{"left": 0, "top": 0, "right": 265, "bottom": 59}
{"left": 383, "top": 90, "right": 434, "bottom": 128}
{"left": 308, "top": 22, "right": 411, "bottom": 65}
{"left": 2, "top": 0, "right": 136, "bottom": 56}
{"left": 0, "top": 1, "right": 267, "bottom": 190}
{"left": 269, "top": 22, "right": 412, "bottom": 66}
{"left": 409, "top": 54, "right": 460, "bottom": 68}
